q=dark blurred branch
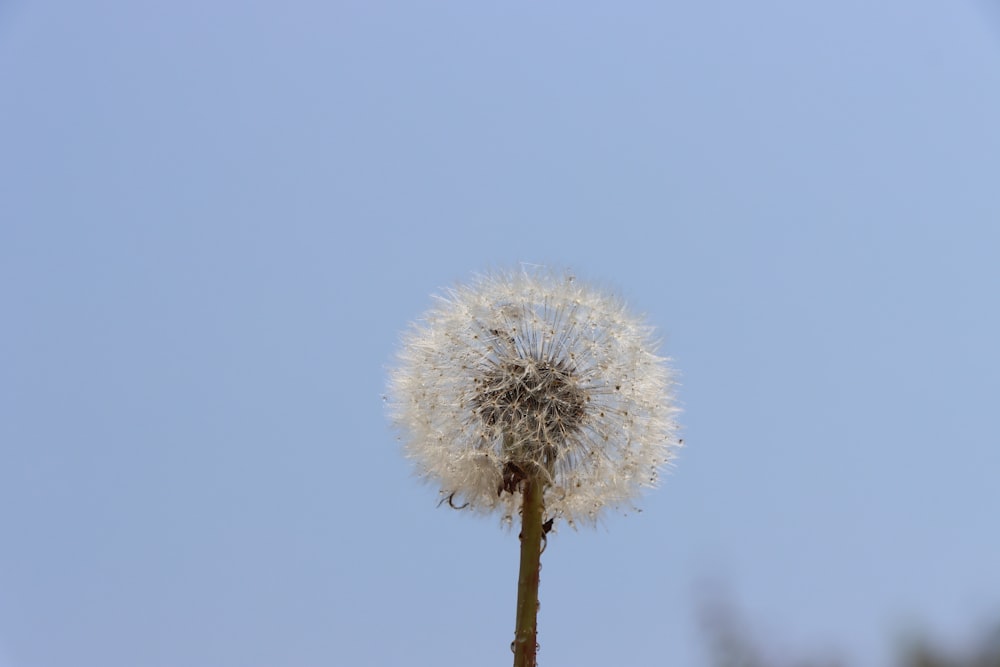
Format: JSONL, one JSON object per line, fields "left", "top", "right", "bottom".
{"left": 698, "top": 585, "right": 999, "bottom": 667}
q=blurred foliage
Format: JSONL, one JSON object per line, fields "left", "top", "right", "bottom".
{"left": 699, "top": 592, "right": 1000, "bottom": 667}
{"left": 901, "top": 627, "right": 1000, "bottom": 667}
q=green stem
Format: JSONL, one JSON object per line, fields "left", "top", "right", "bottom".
{"left": 512, "top": 476, "right": 545, "bottom": 667}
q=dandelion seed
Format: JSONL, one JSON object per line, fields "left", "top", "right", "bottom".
{"left": 386, "top": 266, "right": 682, "bottom": 667}
{"left": 388, "top": 267, "right": 681, "bottom": 525}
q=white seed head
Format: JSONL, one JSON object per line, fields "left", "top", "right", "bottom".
{"left": 387, "top": 268, "right": 681, "bottom": 526}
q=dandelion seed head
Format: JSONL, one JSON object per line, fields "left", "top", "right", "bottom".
{"left": 387, "top": 267, "right": 681, "bottom": 526}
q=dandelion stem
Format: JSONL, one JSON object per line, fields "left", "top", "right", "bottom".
{"left": 512, "top": 475, "right": 544, "bottom": 667}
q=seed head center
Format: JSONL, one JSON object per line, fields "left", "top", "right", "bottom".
{"left": 475, "top": 356, "right": 587, "bottom": 446}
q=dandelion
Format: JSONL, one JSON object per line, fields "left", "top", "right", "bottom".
{"left": 387, "top": 267, "right": 681, "bottom": 667}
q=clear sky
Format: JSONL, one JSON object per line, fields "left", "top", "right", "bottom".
{"left": 2, "top": 2, "right": 999, "bottom": 666}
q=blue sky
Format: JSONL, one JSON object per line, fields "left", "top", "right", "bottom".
{"left": 2, "top": 2, "right": 999, "bottom": 666}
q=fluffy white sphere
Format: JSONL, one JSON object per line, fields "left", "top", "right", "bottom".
{"left": 388, "top": 268, "right": 681, "bottom": 526}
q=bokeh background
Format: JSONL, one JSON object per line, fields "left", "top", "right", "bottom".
{"left": 2, "top": 2, "right": 999, "bottom": 666}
